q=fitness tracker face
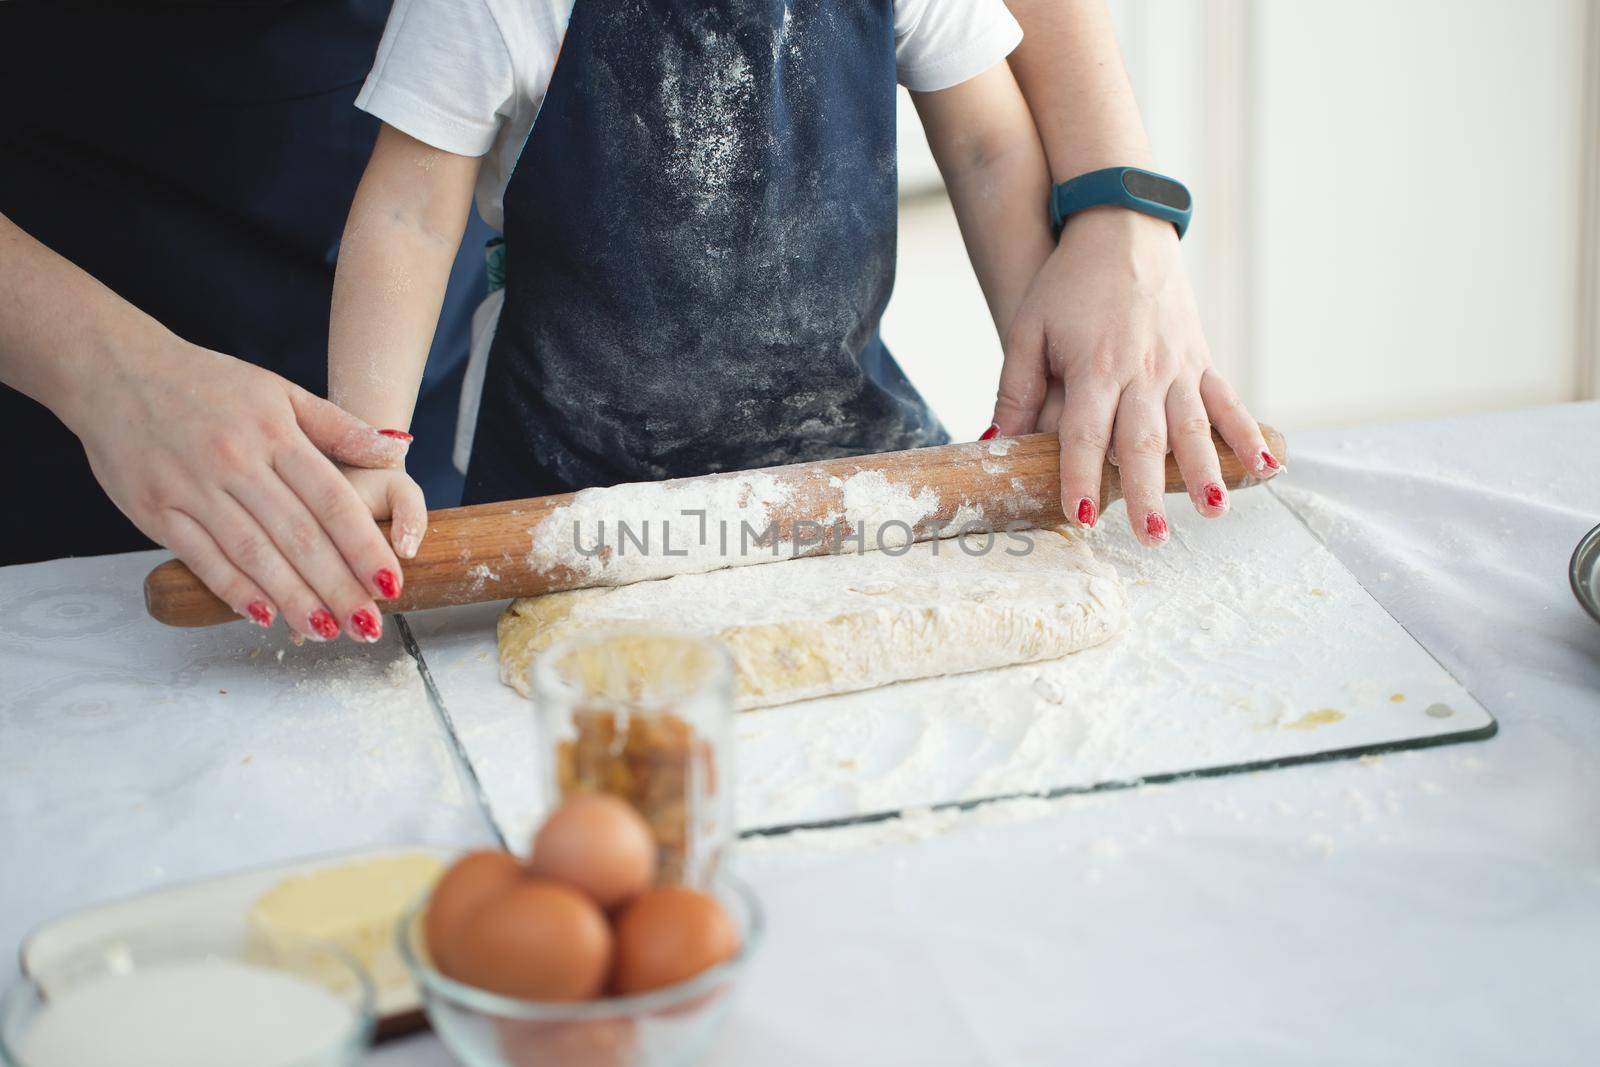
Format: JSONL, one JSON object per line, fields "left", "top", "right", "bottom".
{"left": 1049, "top": 167, "right": 1193, "bottom": 239}
{"left": 1120, "top": 170, "right": 1191, "bottom": 213}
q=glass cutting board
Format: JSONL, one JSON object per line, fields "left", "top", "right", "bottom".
{"left": 400, "top": 487, "right": 1495, "bottom": 846}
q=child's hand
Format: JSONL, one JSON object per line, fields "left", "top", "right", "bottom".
{"left": 989, "top": 208, "right": 1282, "bottom": 547}
{"left": 342, "top": 466, "right": 429, "bottom": 562}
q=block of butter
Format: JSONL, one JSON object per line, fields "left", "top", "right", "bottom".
{"left": 250, "top": 852, "right": 445, "bottom": 995}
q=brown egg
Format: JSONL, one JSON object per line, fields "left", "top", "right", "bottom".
{"left": 424, "top": 850, "right": 525, "bottom": 978}
{"left": 611, "top": 886, "right": 739, "bottom": 996}
{"left": 451, "top": 879, "right": 613, "bottom": 1001}
{"left": 529, "top": 794, "right": 658, "bottom": 910}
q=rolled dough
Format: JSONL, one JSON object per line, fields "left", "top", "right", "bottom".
{"left": 498, "top": 528, "right": 1126, "bottom": 711}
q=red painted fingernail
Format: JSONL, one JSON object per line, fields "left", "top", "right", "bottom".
{"left": 246, "top": 601, "right": 274, "bottom": 627}
{"left": 350, "top": 608, "right": 382, "bottom": 642}
{"left": 1260, "top": 450, "right": 1280, "bottom": 471}
{"left": 1076, "top": 497, "right": 1097, "bottom": 527}
{"left": 978, "top": 424, "right": 1000, "bottom": 442}
{"left": 308, "top": 608, "right": 339, "bottom": 641}
{"left": 1145, "top": 512, "right": 1169, "bottom": 542}
{"left": 373, "top": 568, "right": 401, "bottom": 599}
{"left": 378, "top": 429, "right": 414, "bottom": 442}
{"left": 1204, "top": 483, "right": 1227, "bottom": 509}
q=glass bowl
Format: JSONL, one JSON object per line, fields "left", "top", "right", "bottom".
{"left": 0, "top": 923, "right": 374, "bottom": 1067}
{"left": 398, "top": 873, "right": 763, "bottom": 1067}
{"left": 531, "top": 631, "right": 736, "bottom": 888}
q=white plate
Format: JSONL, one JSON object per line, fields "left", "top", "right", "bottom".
{"left": 18, "top": 845, "right": 453, "bottom": 1038}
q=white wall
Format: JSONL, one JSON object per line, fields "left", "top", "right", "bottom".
{"left": 1249, "top": 0, "right": 1588, "bottom": 426}
{"left": 883, "top": 0, "right": 1599, "bottom": 437}
{"left": 883, "top": 194, "right": 1001, "bottom": 439}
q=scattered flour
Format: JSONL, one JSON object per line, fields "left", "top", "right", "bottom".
{"left": 526, "top": 464, "right": 956, "bottom": 584}
{"left": 280, "top": 650, "right": 468, "bottom": 811}
{"left": 465, "top": 562, "right": 501, "bottom": 595}
{"left": 738, "top": 731, "right": 1439, "bottom": 861}
{"left": 1304, "top": 831, "right": 1337, "bottom": 858}
{"left": 527, "top": 470, "right": 800, "bottom": 584}
{"left": 979, "top": 438, "right": 1018, "bottom": 474}
{"left": 945, "top": 501, "right": 989, "bottom": 535}
{"left": 485, "top": 481, "right": 1477, "bottom": 859}
{"left": 730, "top": 491, "right": 1453, "bottom": 838}
{"left": 658, "top": 26, "right": 754, "bottom": 216}
{"left": 737, "top": 793, "right": 1091, "bottom": 854}
{"left": 835, "top": 469, "right": 940, "bottom": 547}
{"left": 500, "top": 528, "right": 1125, "bottom": 710}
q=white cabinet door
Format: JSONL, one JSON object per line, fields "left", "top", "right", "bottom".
{"left": 886, "top": 1, "right": 1597, "bottom": 436}
{"left": 1125, "top": 0, "right": 1594, "bottom": 428}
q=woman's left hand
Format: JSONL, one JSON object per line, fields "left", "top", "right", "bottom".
{"left": 988, "top": 207, "right": 1281, "bottom": 547}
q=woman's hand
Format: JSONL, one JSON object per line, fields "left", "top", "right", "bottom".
{"left": 0, "top": 210, "right": 410, "bottom": 638}
{"left": 69, "top": 336, "right": 415, "bottom": 642}
{"left": 989, "top": 207, "right": 1281, "bottom": 546}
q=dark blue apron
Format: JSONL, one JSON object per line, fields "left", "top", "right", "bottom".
{"left": 0, "top": 0, "right": 490, "bottom": 564}
{"left": 463, "top": 0, "right": 947, "bottom": 504}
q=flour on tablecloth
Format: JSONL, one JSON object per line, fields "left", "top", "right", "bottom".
{"left": 275, "top": 651, "right": 466, "bottom": 809}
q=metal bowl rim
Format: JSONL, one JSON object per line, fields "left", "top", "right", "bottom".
{"left": 1568, "top": 521, "right": 1600, "bottom": 626}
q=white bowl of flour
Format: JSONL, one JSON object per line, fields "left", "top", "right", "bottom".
{"left": 0, "top": 924, "right": 374, "bottom": 1067}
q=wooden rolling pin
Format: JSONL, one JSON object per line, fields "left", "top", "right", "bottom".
{"left": 145, "top": 425, "right": 1285, "bottom": 627}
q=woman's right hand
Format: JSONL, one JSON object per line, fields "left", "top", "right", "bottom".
{"left": 69, "top": 335, "right": 415, "bottom": 643}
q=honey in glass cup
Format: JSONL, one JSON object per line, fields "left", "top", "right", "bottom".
{"left": 529, "top": 632, "right": 733, "bottom": 887}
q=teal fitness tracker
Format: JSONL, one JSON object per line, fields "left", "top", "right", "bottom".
{"left": 1049, "top": 167, "right": 1192, "bottom": 239}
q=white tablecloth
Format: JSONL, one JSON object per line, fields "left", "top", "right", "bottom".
{"left": 6, "top": 403, "right": 1599, "bottom": 1066}
{"left": 0, "top": 558, "right": 497, "bottom": 981}
{"left": 679, "top": 402, "right": 1600, "bottom": 1067}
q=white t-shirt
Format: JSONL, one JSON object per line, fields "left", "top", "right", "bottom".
{"left": 356, "top": 0, "right": 1023, "bottom": 228}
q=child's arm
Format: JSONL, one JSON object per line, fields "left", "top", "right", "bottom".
{"left": 912, "top": 63, "right": 1057, "bottom": 354}
{"left": 330, "top": 123, "right": 479, "bottom": 430}
{"left": 992, "top": 0, "right": 1279, "bottom": 547}
{"left": 328, "top": 123, "right": 481, "bottom": 555}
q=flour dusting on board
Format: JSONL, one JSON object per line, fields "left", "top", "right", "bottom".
{"left": 729, "top": 488, "right": 1435, "bottom": 836}
{"left": 738, "top": 741, "right": 1444, "bottom": 863}
{"left": 458, "top": 484, "right": 1486, "bottom": 857}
